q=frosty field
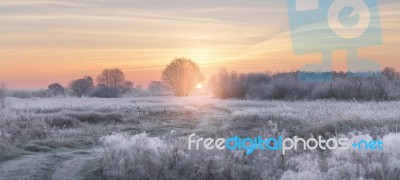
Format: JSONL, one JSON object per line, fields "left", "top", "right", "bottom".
{"left": 0, "top": 97, "right": 400, "bottom": 180}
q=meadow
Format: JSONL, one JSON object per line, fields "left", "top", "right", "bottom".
{"left": 0, "top": 96, "right": 400, "bottom": 179}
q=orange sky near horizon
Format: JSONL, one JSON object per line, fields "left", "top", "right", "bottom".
{"left": 0, "top": 0, "right": 399, "bottom": 89}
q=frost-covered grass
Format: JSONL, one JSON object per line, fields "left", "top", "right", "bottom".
{"left": 0, "top": 97, "right": 198, "bottom": 159}
{"left": 1, "top": 96, "right": 400, "bottom": 179}
{"left": 101, "top": 132, "right": 400, "bottom": 180}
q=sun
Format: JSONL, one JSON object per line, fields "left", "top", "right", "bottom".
{"left": 196, "top": 83, "right": 203, "bottom": 89}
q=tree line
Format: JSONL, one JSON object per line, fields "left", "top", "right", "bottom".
{"left": 12, "top": 68, "right": 134, "bottom": 98}
{"left": 209, "top": 67, "right": 400, "bottom": 101}
{"left": 8, "top": 58, "right": 204, "bottom": 98}
{"left": 2, "top": 57, "right": 400, "bottom": 101}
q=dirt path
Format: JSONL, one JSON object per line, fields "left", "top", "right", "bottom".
{"left": 193, "top": 104, "right": 232, "bottom": 135}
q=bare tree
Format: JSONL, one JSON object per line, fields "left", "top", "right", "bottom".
{"left": 121, "top": 81, "right": 134, "bottom": 95}
{"left": 0, "top": 81, "right": 6, "bottom": 110}
{"left": 209, "top": 68, "right": 231, "bottom": 98}
{"left": 96, "top": 68, "right": 133, "bottom": 97}
{"left": 382, "top": 67, "right": 399, "bottom": 81}
{"left": 161, "top": 58, "right": 204, "bottom": 96}
{"left": 69, "top": 76, "right": 94, "bottom": 97}
{"left": 47, "top": 83, "right": 65, "bottom": 97}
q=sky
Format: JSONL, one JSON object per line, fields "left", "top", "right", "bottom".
{"left": 0, "top": 0, "right": 399, "bottom": 88}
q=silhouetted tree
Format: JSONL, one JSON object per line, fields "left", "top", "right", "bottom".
{"left": 95, "top": 68, "right": 133, "bottom": 97}
{"left": 121, "top": 81, "right": 134, "bottom": 95}
{"left": 69, "top": 76, "right": 94, "bottom": 97}
{"left": 47, "top": 83, "right": 65, "bottom": 97}
{"left": 382, "top": 67, "right": 399, "bottom": 81}
{"left": 161, "top": 58, "right": 204, "bottom": 96}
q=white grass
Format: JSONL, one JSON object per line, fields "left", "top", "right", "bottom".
{"left": 1, "top": 96, "right": 400, "bottom": 179}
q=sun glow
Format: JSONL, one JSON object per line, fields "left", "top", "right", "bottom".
{"left": 196, "top": 83, "right": 203, "bottom": 89}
